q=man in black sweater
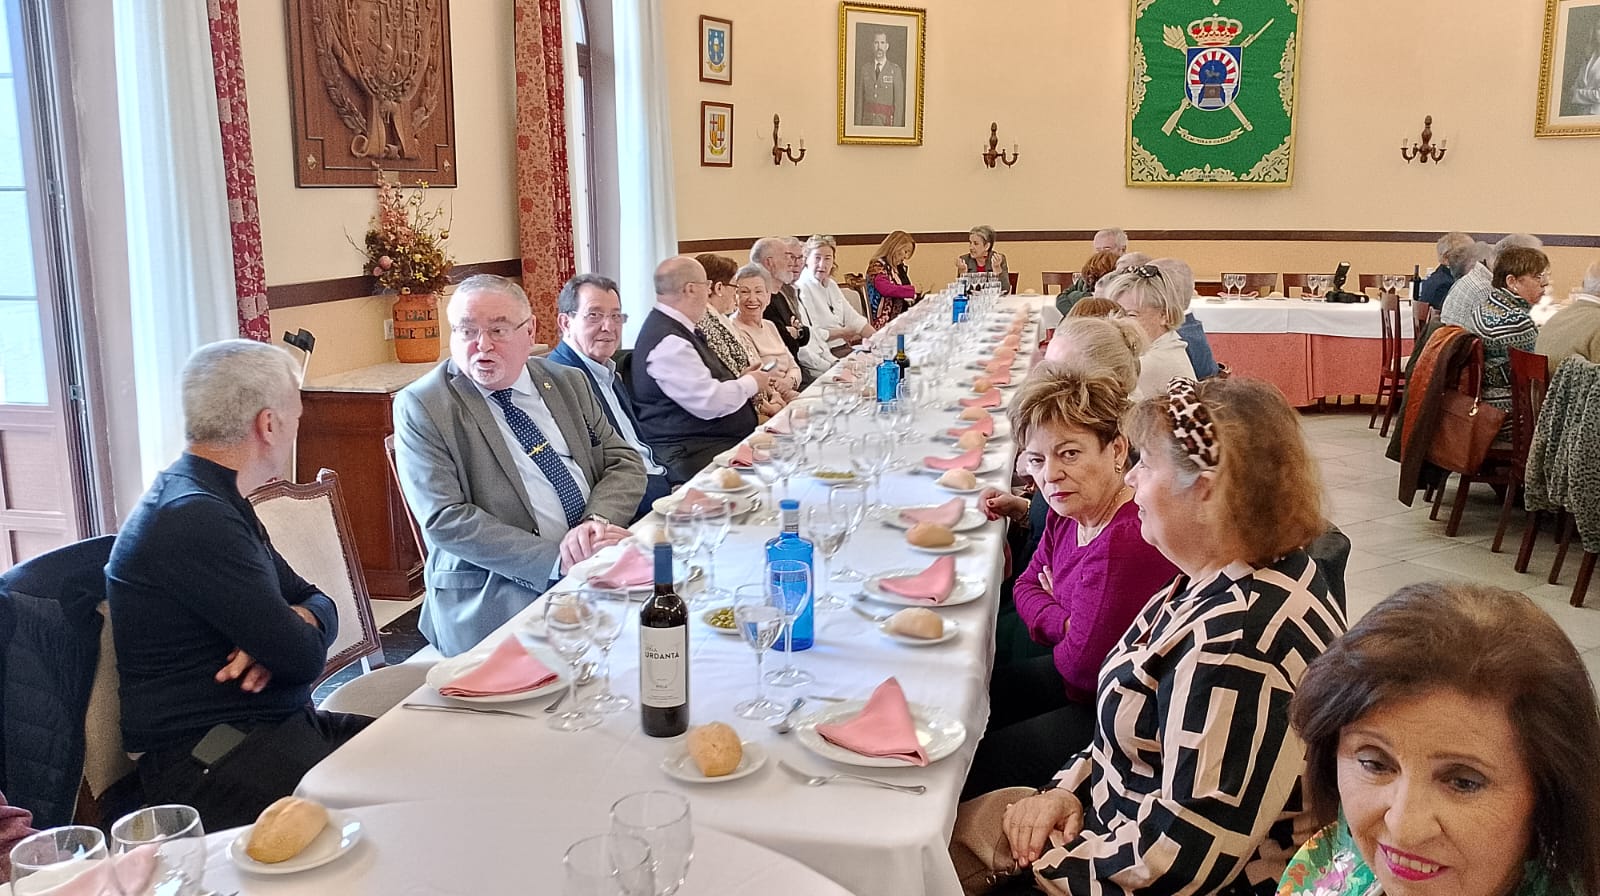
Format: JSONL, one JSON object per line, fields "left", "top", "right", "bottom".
{"left": 107, "top": 340, "right": 370, "bottom": 830}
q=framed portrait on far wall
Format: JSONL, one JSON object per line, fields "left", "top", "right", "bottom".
{"left": 699, "top": 15, "right": 732, "bottom": 85}
{"left": 837, "top": 3, "right": 925, "bottom": 145}
{"left": 701, "top": 101, "right": 733, "bottom": 167}
{"left": 1537, "top": 0, "right": 1600, "bottom": 136}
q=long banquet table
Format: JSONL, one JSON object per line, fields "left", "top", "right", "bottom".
{"left": 298, "top": 296, "right": 1042, "bottom": 896}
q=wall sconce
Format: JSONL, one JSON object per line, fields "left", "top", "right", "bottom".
{"left": 1401, "top": 115, "right": 1447, "bottom": 164}
{"left": 982, "top": 122, "right": 1019, "bottom": 168}
{"left": 771, "top": 114, "right": 805, "bottom": 165}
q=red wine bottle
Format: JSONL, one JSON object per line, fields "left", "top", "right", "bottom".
{"left": 639, "top": 539, "right": 689, "bottom": 737}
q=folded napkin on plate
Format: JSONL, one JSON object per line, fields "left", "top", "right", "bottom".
{"left": 730, "top": 442, "right": 755, "bottom": 468}
{"left": 674, "top": 488, "right": 721, "bottom": 513}
{"left": 958, "top": 391, "right": 1002, "bottom": 409}
{"left": 948, "top": 416, "right": 995, "bottom": 438}
{"left": 880, "top": 555, "right": 957, "bottom": 604}
{"left": 439, "top": 635, "right": 559, "bottom": 697}
{"left": 983, "top": 359, "right": 1011, "bottom": 375}
{"left": 764, "top": 415, "right": 792, "bottom": 436}
{"left": 899, "top": 497, "right": 965, "bottom": 527}
{"left": 986, "top": 368, "right": 1012, "bottom": 386}
{"left": 835, "top": 367, "right": 859, "bottom": 384}
{"left": 924, "top": 447, "right": 983, "bottom": 471}
{"left": 589, "top": 546, "right": 653, "bottom": 588}
{"left": 816, "top": 678, "right": 929, "bottom": 766}
{"left": 35, "top": 845, "right": 157, "bottom": 896}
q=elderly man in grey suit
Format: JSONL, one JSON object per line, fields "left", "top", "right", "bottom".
{"left": 394, "top": 274, "right": 646, "bottom": 656}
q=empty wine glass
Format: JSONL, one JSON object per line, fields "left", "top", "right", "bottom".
{"left": 732, "top": 584, "right": 787, "bottom": 719}
{"left": 828, "top": 483, "right": 869, "bottom": 582}
{"left": 1223, "top": 273, "right": 1243, "bottom": 299}
{"left": 582, "top": 587, "right": 631, "bottom": 713}
{"left": 693, "top": 499, "right": 732, "bottom": 602}
{"left": 806, "top": 505, "right": 850, "bottom": 611}
{"left": 765, "top": 559, "right": 814, "bottom": 688}
{"left": 544, "top": 591, "right": 600, "bottom": 731}
{"left": 749, "top": 444, "right": 781, "bottom": 525}
{"left": 111, "top": 804, "right": 205, "bottom": 896}
{"left": 610, "top": 792, "right": 694, "bottom": 896}
{"left": 563, "top": 832, "right": 655, "bottom": 896}
{"left": 788, "top": 406, "right": 817, "bottom": 471}
{"left": 663, "top": 508, "right": 703, "bottom": 604}
{"left": 770, "top": 435, "right": 802, "bottom": 504}
{"left": 11, "top": 826, "right": 121, "bottom": 896}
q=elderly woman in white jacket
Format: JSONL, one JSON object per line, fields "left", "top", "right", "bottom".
{"left": 795, "top": 234, "right": 876, "bottom": 378}
{"left": 1104, "top": 264, "right": 1195, "bottom": 400}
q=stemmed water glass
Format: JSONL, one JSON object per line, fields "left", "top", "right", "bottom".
{"left": 764, "top": 559, "right": 814, "bottom": 688}
{"left": 788, "top": 406, "right": 817, "bottom": 471}
{"left": 663, "top": 508, "right": 704, "bottom": 606}
{"left": 10, "top": 826, "right": 123, "bottom": 895}
{"left": 731, "top": 584, "right": 787, "bottom": 719}
{"left": 610, "top": 792, "right": 694, "bottom": 896}
{"left": 829, "top": 483, "right": 869, "bottom": 582}
{"left": 544, "top": 591, "right": 600, "bottom": 731}
{"left": 805, "top": 505, "right": 850, "bottom": 611}
{"left": 1222, "top": 273, "right": 1243, "bottom": 299}
{"left": 563, "top": 832, "right": 656, "bottom": 896}
{"left": 749, "top": 443, "right": 782, "bottom": 525}
{"left": 109, "top": 804, "right": 205, "bottom": 896}
{"left": 582, "top": 586, "right": 631, "bottom": 714}
{"left": 770, "top": 434, "right": 802, "bottom": 504}
{"left": 1381, "top": 274, "right": 1403, "bottom": 297}
{"left": 693, "top": 499, "right": 732, "bottom": 602}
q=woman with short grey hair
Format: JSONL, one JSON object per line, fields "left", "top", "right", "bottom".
{"left": 1104, "top": 265, "right": 1195, "bottom": 399}
{"left": 956, "top": 225, "right": 1011, "bottom": 292}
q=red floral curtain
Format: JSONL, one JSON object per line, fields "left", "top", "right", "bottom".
{"left": 514, "top": 0, "right": 577, "bottom": 340}
{"left": 206, "top": 0, "right": 270, "bottom": 342}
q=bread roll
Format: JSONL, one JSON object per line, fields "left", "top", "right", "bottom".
{"left": 956, "top": 431, "right": 989, "bottom": 452}
{"left": 749, "top": 431, "right": 776, "bottom": 449}
{"left": 714, "top": 467, "right": 744, "bottom": 489}
{"left": 937, "top": 469, "right": 979, "bottom": 490}
{"left": 972, "top": 377, "right": 994, "bottom": 393}
{"left": 686, "top": 722, "right": 744, "bottom": 777}
{"left": 247, "top": 797, "right": 328, "bottom": 864}
{"left": 887, "top": 607, "right": 945, "bottom": 640}
{"left": 959, "top": 406, "right": 992, "bottom": 422}
{"left": 906, "top": 522, "right": 956, "bottom": 548}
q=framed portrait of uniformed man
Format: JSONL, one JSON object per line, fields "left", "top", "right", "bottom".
{"left": 1537, "top": 0, "right": 1600, "bottom": 137}
{"left": 837, "top": 3, "right": 925, "bottom": 145}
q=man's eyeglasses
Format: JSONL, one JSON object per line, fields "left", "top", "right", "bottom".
{"left": 451, "top": 316, "right": 531, "bottom": 343}
{"left": 575, "top": 311, "right": 628, "bottom": 325}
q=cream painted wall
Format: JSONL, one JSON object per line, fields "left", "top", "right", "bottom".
{"left": 668, "top": 1, "right": 1599, "bottom": 239}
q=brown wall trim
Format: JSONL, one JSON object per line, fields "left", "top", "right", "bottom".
{"left": 679, "top": 230, "right": 1600, "bottom": 254}
{"left": 267, "top": 258, "right": 523, "bottom": 310}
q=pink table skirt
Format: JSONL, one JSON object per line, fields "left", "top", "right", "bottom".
{"left": 1207, "top": 333, "right": 1413, "bottom": 408}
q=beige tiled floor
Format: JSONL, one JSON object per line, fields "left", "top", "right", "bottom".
{"left": 1303, "top": 410, "right": 1600, "bottom": 688}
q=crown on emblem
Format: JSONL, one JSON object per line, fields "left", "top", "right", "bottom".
{"left": 1187, "top": 15, "right": 1243, "bottom": 47}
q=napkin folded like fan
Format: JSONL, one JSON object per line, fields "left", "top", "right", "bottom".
{"left": 673, "top": 488, "right": 721, "bottom": 514}
{"left": 730, "top": 443, "right": 755, "bottom": 468}
{"left": 439, "top": 636, "right": 559, "bottom": 697}
{"left": 924, "top": 447, "right": 983, "bottom": 471}
{"left": 589, "top": 546, "right": 653, "bottom": 588}
{"left": 878, "top": 555, "right": 957, "bottom": 604}
{"left": 816, "top": 677, "right": 929, "bottom": 766}
{"left": 959, "top": 391, "right": 1002, "bottom": 409}
{"left": 948, "top": 416, "right": 995, "bottom": 439}
{"left": 898, "top": 497, "right": 965, "bottom": 528}
{"left": 32, "top": 845, "right": 157, "bottom": 896}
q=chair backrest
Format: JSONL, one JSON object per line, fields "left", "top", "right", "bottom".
{"left": 1307, "top": 523, "right": 1351, "bottom": 615}
{"left": 1041, "top": 271, "right": 1075, "bottom": 294}
{"left": 1379, "top": 292, "right": 1404, "bottom": 376}
{"left": 839, "top": 283, "right": 868, "bottom": 319}
{"left": 1193, "top": 279, "right": 1223, "bottom": 297}
{"left": 384, "top": 434, "right": 428, "bottom": 563}
{"left": 247, "top": 470, "right": 384, "bottom": 683}
{"left": 1221, "top": 272, "right": 1278, "bottom": 296}
{"left": 1281, "top": 273, "right": 1312, "bottom": 294}
{"left": 1006, "top": 272, "right": 1019, "bottom": 293}
{"left": 1507, "top": 348, "right": 1549, "bottom": 469}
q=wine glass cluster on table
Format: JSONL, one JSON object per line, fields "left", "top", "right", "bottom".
{"left": 10, "top": 804, "right": 207, "bottom": 896}
{"left": 563, "top": 790, "right": 694, "bottom": 896}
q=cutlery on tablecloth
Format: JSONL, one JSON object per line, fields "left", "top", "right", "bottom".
{"left": 778, "top": 760, "right": 926, "bottom": 795}
{"left": 401, "top": 703, "right": 538, "bottom": 719}
{"left": 850, "top": 601, "right": 894, "bottom": 624}
{"left": 771, "top": 697, "right": 807, "bottom": 734}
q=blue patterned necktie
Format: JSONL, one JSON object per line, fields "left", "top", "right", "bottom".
{"left": 489, "top": 388, "right": 586, "bottom": 528}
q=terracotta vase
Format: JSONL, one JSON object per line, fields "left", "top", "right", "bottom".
{"left": 393, "top": 292, "right": 441, "bottom": 363}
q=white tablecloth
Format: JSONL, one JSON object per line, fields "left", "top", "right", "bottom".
{"left": 201, "top": 798, "right": 855, "bottom": 895}
{"left": 298, "top": 299, "right": 1044, "bottom": 896}
{"left": 1189, "top": 297, "right": 1416, "bottom": 339}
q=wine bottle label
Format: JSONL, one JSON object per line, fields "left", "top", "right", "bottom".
{"left": 639, "top": 626, "right": 689, "bottom": 708}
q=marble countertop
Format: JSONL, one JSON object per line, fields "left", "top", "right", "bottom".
{"left": 303, "top": 360, "right": 439, "bottom": 393}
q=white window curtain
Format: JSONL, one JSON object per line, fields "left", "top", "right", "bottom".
{"left": 113, "top": 0, "right": 237, "bottom": 484}
{"left": 612, "top": 0, "right": 676, "bottom": 343}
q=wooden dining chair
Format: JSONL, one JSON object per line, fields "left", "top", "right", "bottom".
{"left": 1281, "top": 273, "right": 1315, "bottom": 297}
{"left": 1006, "top": 272, "right": 1019, "bottom": 293}
{"left": 1367, "top": 293, "right": 1408, "bottom": 436}
{"left": 1431, "top": 350, "right": 1543, "bottom": 540}
{"left": 1041, "top": 271, "right": 1075, "bottom": 294}
{"left": 1221, "top": 272, "right": 1278, "bottom": 297}
{"left": 1193, "top": 279, "right": 1224, "bottom": 297}
{"left": 385, "top": 434, "right": 428, "bottom": 562}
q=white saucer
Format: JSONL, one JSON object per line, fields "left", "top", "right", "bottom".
{"left": 700, "top": 604, "right": 739, "bottom": 636}
{"left": 920, "top": 455, "right": 1003, "bottom": 476}
{"left": 885, "top": 508, "right": 987, "bottom": 533}
{"left": 904, "top": 534, "right": 972, "bottom": 555}
{"left": 933, "top": 481, "right": 985, "bottom": 495}
{"left": 878, "top": 618, "right": 961, "bottom": 646}
{"left": 228, "top": 811, "right": 363, "bottom": 875}
{"left": 660, "top": 741, "right": 768, "bottom": 783}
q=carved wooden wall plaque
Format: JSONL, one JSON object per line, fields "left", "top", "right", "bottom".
{"left": 285, "top": 0, "right": 458, "bottom": 187}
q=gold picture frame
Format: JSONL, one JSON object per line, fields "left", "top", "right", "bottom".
{"left": 836, "top": 2, "right": 925, "bottom": 145}
{"left": 1537, "top": 0, "right": 1600, "bottom": 137}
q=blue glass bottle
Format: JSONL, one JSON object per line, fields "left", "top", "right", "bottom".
{"left": 764, "top": 499, "right": 815, "bottom": 650}
{"left": 875, "top": 358, "right": 900, "bottom": 403}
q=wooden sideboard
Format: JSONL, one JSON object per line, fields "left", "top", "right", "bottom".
{"left": 297, "top": 362, "right": 435, "bottom": 600}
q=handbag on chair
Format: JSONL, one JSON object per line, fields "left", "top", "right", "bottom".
{"left": 949, "top": 786, "right": 1034, "bottom": 895}
{"left": 1426, "top": 356, "right": 1506, "bottom": 475}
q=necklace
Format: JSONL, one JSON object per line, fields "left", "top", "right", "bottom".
{"left": 1075, "top": 486, "right": 1132, "bottom": 547}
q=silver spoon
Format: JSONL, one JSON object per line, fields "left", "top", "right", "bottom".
{"left": 778, "top": 760, "right": 926, "bottom": 795}
{"left": 771, "top": 697, "right": 806, "bottom": 734}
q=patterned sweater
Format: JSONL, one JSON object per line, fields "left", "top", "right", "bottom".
{"left": 1034, "top": 550, "right": 1346, "bottom": 896}
{"left": 1465, "top": 287, "right": 1538, "bottom": 415}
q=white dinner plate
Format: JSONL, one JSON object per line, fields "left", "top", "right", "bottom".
{"left": 700, "top": 604, "right": 739, "bottom": 636}
{"left": 945, "top": 399, "right": 1006, "bottom": 414}
{"left": 878, "top": 617, "right": 961, "bottom": 646}
{"left": 936, "top": 426, "right": 1008, "bottom": 445}
{"left": 933, "top": 480, "right": 986, "bottom": 496}
{"left": 567, "top": 544, "right": 654, "bottom": 595}
{"left": 810, "top": 470, "right": 861, "bottom": 487}
{"left": 660, "top": 741, "right": 768, "bottom": 784}
{"left": 967, "top": 360, "right": 1021, "bottom": 373}
{"left": 919, "top": 454, "right": 1003, "bottom": 476}
{"left": 691, "top": 472, "right": 756, "bottom": 496}
{"left": 228, "top": 811, "right": 363, "bottom": 875}
{"left": 884, "top": 507, "right": 987, "bottom": 533}
{"left": 425, "top": 640, "right": 571, "bottom": 703}
{"left": 904, "top": 533, "right": 972, "bottom": 555}
{"left": 652, "top": 490, "right": 760, "bottom": 518}
{"left": 861, "top": 571, "right": 984, "bottom": 607}
{"left": 794, "top": 702, "right": 967, "bottom": 767}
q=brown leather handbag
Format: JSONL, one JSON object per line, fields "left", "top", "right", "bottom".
{"left": 1426, "top": 356, "right": 1506, "bottom": 474}
{"left": 949, "top": 786, "right": 1034, "bottom": 895}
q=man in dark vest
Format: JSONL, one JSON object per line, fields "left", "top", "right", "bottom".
{"left": 548, "top": 272, "right": 673, "bottom": 518}
{"left": 631, "top": 256, "right": 769, "bottom": 481}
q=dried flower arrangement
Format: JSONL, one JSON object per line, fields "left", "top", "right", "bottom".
{"left": 360, "top": 171, "right": 454, "bottom": 295}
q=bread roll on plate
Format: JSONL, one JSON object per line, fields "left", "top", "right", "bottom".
{"left": 713, "top": 467, "right": 744, "bottom": 489}
{"left": 886, "top": 607, "right": 944, "bottom": 640}
{"left": 956, "top": 431, "right": 989, "bottom": 452}
{"left": 906, "top": 522, "right": 956, "bottom": 548}
{"left": 972, "top": 377, "right": 994, "bottom": 393}
{"left": 247, "top": 796, "right": 329, "bottom": 864}
{"left": 937, "top": 469, "right": 979, "bottom": 490}
{"left": 686, "top": 722, "right": 744, "bottom": 777}
{"left": 959, "top": 406, "right": 991, "bottom": 422}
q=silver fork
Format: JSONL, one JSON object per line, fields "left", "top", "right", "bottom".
{"left": 850, "top": 601, "right": 894, "bottom": 624}
{"left": 778, "top": 760, "right": 927, "bottom": 794}
{"left": 401, "top": 702, "right": 536, "bottom": 719}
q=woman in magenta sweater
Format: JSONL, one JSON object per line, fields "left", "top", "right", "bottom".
{"left": 962, "top": 364, "right": 1179, "bottom": 798}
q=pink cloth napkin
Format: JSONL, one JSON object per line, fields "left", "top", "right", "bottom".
{"left": 879, "top": 556, "right": 957, "bottom": 604}
{"left": 35, "top": 844, "right": 157, "bottom": 895}
{"left": 836, "top": 368, "right": 859, "bottom": 383}
{"left": 589, "top": 546, "right": 653, "bottom": 588}
{"left": 898, "top": 498, "right": 964, "bottom": 527}
{"left": 923, "top": 447, "right": 984, "bottom": 471}
{"left": 958, "top": 391, "right": 1002, "bottom": 409}
{"left": 730, "top": 443, "right": 755, "bottom": 468}
{"left": 816, "top": 678, "right": 929, "bottom": 766}
{"left": 987, "top": 368, "right": 1012, "bottom": 386}
{"left": 765, "top": 416, "right": 792, "bottom": 435}
{"left": 674, "top": 488, "right": 721, "bottom": 513}
{"left": 439, "top": 635, "right": 559, "bottom": 697}
{"left": 948, "top": 416, "right": 995, "bottom": 438}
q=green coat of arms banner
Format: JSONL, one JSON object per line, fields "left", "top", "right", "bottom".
{"left": 1127, "top": 0, "right": 1302, "bottom": 186}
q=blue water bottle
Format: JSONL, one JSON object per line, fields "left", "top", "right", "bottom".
{"left": 952, "top": 292, "right": 970, "bottom": 324}
{"left": 764, "top": 500, "right": 815, "bottom": 650}
{"left": 875, "top": 358, "right": 900, "bottom": 403}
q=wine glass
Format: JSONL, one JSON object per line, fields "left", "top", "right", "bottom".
{"left": 543, "top": 591, "right": 600, "bottom": 731}
{"left": 1223, "top": 273, "right": 1242, "bottom": 299}
{"left": 765, "top": 559, "right": 814, "bottom": 688}
{"left": 564, "top": 832, "right": 655, "bottom": 896}
{"left": 731, "top": 584, "right": 787, "bottom": 719}
{"left": 582, "top": 587, "right": 631, "bottom": 714}
{"left": 663, "top": 508, "right": 704, "bottom": 605}
{"left": 749, "top": 443, "right": 781, "bottom": 525}
{"left": 11, "top": 826, "right": 122, "bottom": 896}
{"left": 110, "top": 804, "right": 205, "bottom": 896}
{"left": 828, "top": 483, "right": 869, "bottom": 582}
{"left": 788, "top": 406, "right": 816, "bottom": 471}
{"left": 806, "top": 505, "right": 850, "bottom": 611}
{"left": 610, "top": 792, "right": 694, "bottom": 896}
{"left": 693, "top": 499, "right": 732, "bottom": 602}
{"left": 770, "top": 435, "right": 802, "bottom": 504}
